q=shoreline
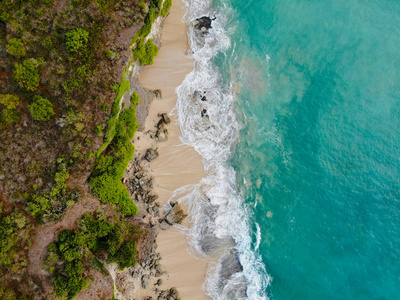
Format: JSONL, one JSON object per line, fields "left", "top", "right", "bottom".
{"left": 134, "top": 0, "right": 209, "bottom": 299}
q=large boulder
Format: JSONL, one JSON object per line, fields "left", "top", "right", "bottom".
{"left": 195, "top": 16, "right": 212, "bottom": 31}
{"left": 164, "top": 202, "right": 186, "bottom": 225}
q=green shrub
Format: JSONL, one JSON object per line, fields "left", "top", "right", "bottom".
{"left": 97, "top": 72, "right": 130, "bottom": 155}
{"left": 0, "top": 209, "right": 29, "bottom": 267}
{"left": 161, "top": 0, "right": 172, "bottom": 17}
{"left": 107, "top": 241, "right": 137, "bottom": 270}
{"left": 0, "top": 107, "right": 19, "bottom": 128}
{"left": 130, "top": 92, "right": 140, "bottom": 106}
{"left": 132, "top": 39, "right": 158, "bottom": 65}
{"left": 41, "top": 36, "right": 53, "bottom": 50}
{"left": 65, "top": 28, "right": 89, "bottom": 53}
{"left": 94, "top": 125, "right": 104, "bottom": 135}
{"left": 6, "top": 38, "right": 26, "bottom": 58}
{"left": 64, "top": 260, "right": 84, "bottom": 276}
{"left": 26, "top": 162, "right": 75, "bottom": 223}
{"left": 131, "top": 6, "right": 158, "bottom": 44}
{"left": 90, "top": 98, "right": 139, "bottom": 216}
{"left": 47, "top": 212, "right": 141, "bottom": 298}
{"left": 53, "top": 273, "right": 89, "bottom": 300}
{"left": 151, "top": 0, "right": 163, "bottom": 9}
{"left": 0, "top": 12, "right": 10, "bottom": 23}
{"left": 105, "top": 49, "right": 119, "bottom": 60}
{"left": 89, "top": 175, "right": 137, "bottom": 216}
{"left": 28, "top": 95, "right": 54, "bottom": 122}
{"left": 13, "top": 58, "right": 40, "bottom": 91}
{"left": 0, "top": 94, "right": 20, "bottom": 109}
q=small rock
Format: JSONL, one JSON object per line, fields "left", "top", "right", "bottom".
{"left": 141, "top": 275, "right": 149, "bottom": 289}
{"left": 156, "top": 128, "right": 169, "bottom": 142}
{"left": 160, "top": 113, "right": 171, "bottom": 125}
{"left": 153, "top": 89, "right": 162, "bottom": 98}
{"left": 155, "top": 279, "right": 163, "bottom": 286}
{"left": 159, "top": 220, "right": 170, "bottom": 230}
{"left": 144, "top": 148, "right": 159, "bottom": 162}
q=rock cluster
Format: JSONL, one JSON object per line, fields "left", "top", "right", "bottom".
{"left": 140, "top": 286, "right": 180, "bottom": 300}
{"left": 159, "top": 202, "right": 187, "bottom": 230}
{"left": 124, "top": 157, "right": 158, "bottom": 202}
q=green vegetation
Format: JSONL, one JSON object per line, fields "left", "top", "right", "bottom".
{"left": 131, "top": 0, "right": 165, "bottom": 46}
{"left": 6, "top": 38, "right": 26, "bottom": 58}
{"left": 27, "top": 160, "right": 80, "bottom": 223}
{"left": 161, "top": 0, "right": 172, "bottom": 17}
{"left": 0, "top": 94, "right": 20, "bottom": 109}
{"left": 99, "top": 72, "right": 131, "bottom": 154}
{"left": 0, "top": 207, "right": 34, "bottom": 299}
{"left": 0, "top": 0, "right": 162, "bottom": 297}
{"left": 0, "top": 108, "right": 19, "bottom": 128}
{"left": 45, "top": 211, "right": 140, "bottom": 298}
{"left": 0, "top": 207, "right": 30, "bottom": 267}
{"left": 28, "top": 95, "right": 54, "bottom": 122}
{"left": 130, "top": 91, "right": 140, "bottom": 106}
{"left": 0, "top": 94, "right": 20, "bottom": 128}
{"left": 105, "top": 49, "right": 120, "bottom": 60}
{"left": 65, "top": 28, "right": 89, "bottom": 53}
{"left": 107, "top": 240, "right": 137, "bottom": 270}
{"left": 90, "top": 91, "right": 139, "bottom": 216}
{"left": 13, "top": 58, "right": 40, "bottom": 91}
{"left": 132, "top": 39, "right": 159, "bottom": 65}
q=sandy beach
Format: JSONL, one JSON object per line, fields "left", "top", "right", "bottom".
{"left": 133, "top": 1, "right": 209, "bottom": 299}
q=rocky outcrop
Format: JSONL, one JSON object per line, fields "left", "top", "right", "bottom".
{"left": 159, "top": 202, "right": 186, "bottom": 230}
{"left": 144, "top": 148, "right": 159, "bottom": 162}
{"left": 194, "top": 16, "right": 213, "bottom": 31}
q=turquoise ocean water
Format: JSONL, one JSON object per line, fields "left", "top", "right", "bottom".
{"left": 178, "top": 0, "right": 400, "bottom": 298}
{"left": 216, "top": 0, "right": 400, "bottom": 298}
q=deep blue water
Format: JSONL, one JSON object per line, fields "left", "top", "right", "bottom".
{"left": 216, "top": 0, "right": 400, "bottom": 298}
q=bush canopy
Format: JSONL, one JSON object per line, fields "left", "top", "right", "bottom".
{"left": 13, "top": 58, "right": 40, "bottom": 91}
{"left": 65, "top": 28, "right": 89, "bottom": 53}
{"left": 28, "top": 95, "right": 54, "bottom": 122}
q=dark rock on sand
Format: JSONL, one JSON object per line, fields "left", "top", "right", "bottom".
{"left": 156, "top": 128, "right": 169, "bottom": 142}
{"left": 159, "top": 220, "right": 170, "bottom": 230}
{"left": 163, "top": 202, "right": 187, "bottom": 225}
{"left": 155, "top": 279, "right": 163, "bottom": 286}
{"left": 159, "top": 113, "right": 171, "bottom": 125}
{"left": 141, "top": 274, "right": 149, "bottom": 289}
{"left": 144, "top": 148, "right": 159, "bottom": 162}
